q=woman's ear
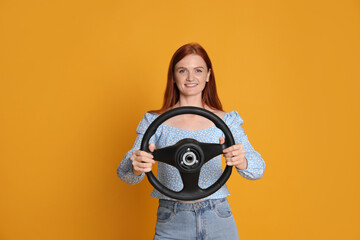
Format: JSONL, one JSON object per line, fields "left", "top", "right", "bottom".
{"left": 206, "top": 68, "right": 211, "bottom": 82}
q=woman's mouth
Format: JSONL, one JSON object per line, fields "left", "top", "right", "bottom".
{"left": 185, "top": 83, "right": 198, "bottom": 88}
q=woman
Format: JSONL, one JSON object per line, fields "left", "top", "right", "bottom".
{"left": 117, "top": 43, "right": 265, "bottom": 239}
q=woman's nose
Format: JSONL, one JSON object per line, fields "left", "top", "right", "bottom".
{"left": 186, "top": 71, "right": 194, "bottom": 81}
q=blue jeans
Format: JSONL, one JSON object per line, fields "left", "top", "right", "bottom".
{"left": 154, "top": 198, "right": 239, "bottom": 240}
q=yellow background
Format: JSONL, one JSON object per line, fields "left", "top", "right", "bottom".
{"left": 1, "top": 0, "right": 359, "bottom": 239}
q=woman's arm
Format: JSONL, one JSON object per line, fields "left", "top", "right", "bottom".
{"left": 117, "top": 133, "right": 146, "bottom": 184}
{"left": 235, "top": 133, "right": 265, "bottom": 180}
{"left": 227, "top": 111, "right": 266, "bottom": 180}
{"left": 117, "top": 113, "right": 157, "bottom": 184}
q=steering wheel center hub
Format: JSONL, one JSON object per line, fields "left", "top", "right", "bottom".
{"left": 175, "top": 139, "right": 204, "bottom": 172}
{"left": 183, "top": 150, "right": 196, "bottom": 165}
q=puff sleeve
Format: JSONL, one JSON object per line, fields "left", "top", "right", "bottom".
{"left": 117, "top": 112, "right": 158, "bottom": 184}
{"left": 225, "top": 111, "right": 265, "bottom": 180}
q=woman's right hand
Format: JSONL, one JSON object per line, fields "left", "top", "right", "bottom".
{"left": 130, "top": 144, "right": 156, "bottom": 175}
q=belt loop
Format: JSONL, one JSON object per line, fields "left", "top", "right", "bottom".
{"left": 209, "top": 199, "right": 214, "bottom": 210}
{"left": 174, "top": 202, "right": 177, "bottom": 214}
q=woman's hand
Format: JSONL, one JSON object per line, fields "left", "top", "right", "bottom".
{"left": 130, "top": 144, "right": 156, "bottom": 175}
{"left": 219, "top": 137, "right": 248, "bottom": 170}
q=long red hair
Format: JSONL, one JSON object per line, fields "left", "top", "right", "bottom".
{"left": 151, "top": 43, "right": 223, "bottom": 114}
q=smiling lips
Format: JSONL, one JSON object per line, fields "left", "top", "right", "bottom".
{"left": 185, "top": 83, "right": 198, "bottom": 88}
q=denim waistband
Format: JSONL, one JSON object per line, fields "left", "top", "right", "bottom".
{"left": 158, "top": 198, "right": 227, "bottom": 212}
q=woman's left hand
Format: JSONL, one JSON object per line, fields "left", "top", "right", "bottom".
{"left": 219, "top": 137, "right": 248, "bottom": 170}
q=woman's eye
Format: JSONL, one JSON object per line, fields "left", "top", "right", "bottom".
{"left": 195, "top": 69, "right": 202, "bottom": 73}
{"left": 179, "top": 69, "right": 186, "bottom": 74}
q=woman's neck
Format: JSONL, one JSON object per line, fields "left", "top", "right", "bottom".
{"left": 175, "top": 96, "right": 204, "bottom": 108}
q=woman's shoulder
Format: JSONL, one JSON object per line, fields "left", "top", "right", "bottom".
{"left": 145, "top": 111, "right": 159, "bottom": 117}
{"left": 136, "top": 111, "right": 159, "bottom": 134}
{"left": 222, "top": 110, "right": 244, "bottom": 126}
{"left": 211, "top": 109, "right": 226, "bottom": 119}
{"left": 142, "top": 111, "right": 160, "bottom": 124}
{"left": 211, "top": 109, "right": 238, "bottom": 118}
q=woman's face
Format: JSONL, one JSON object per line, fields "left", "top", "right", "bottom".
{"left": 174, "top": 54, "right": 211, "bottom": 98}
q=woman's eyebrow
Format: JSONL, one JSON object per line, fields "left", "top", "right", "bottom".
{"left": 176, "top": 66, "right": 205, "bottom": 69}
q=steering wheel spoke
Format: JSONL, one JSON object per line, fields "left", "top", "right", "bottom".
{"left": 198, "top": 142, "right": 225, "bottom": 163}
{"left": 179, "top": 170, "right": 201, "bottom": 193}
{"left": 152, "top": 145, "right": 177, "bottom": 167}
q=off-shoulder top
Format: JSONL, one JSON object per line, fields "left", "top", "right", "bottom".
{"left": 117, "top": 110, "right": 265, "bottom": 200}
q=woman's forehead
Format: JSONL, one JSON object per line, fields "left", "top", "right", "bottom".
{"left": 175, "top": 54, "right": 207, "bottom": 68}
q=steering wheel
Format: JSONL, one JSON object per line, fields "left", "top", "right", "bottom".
{"left": 140, "top": 106, "right": 235, "bottom": 201}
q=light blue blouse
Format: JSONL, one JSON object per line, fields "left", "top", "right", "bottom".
{"left": 117, "top": 110, "right": 265, "bottom": 200}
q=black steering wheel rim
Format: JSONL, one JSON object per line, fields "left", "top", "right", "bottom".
{"left": 140, "top": 106, "right": 235, "bottom": 201}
